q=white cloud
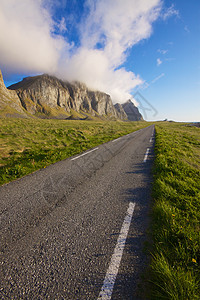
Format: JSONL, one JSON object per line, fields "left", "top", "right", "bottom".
{"left": 0, "top": 0, "right": 71, "bottom": 74}
{"left": 57, "top": 17, "right": 68, "bottom": 33}
{"left": 162, "top": 4, "right": 179, "bottom": 20}
{"left": 158, "top": 49, "right": 168, "bottom": 55}
{"left": 80, "top": 0, "right": 161, "bottom": 66}
{"left": 0, "top": 0, "right": 163, "bottom": 103}
{"left": 58, "top": 0, "right": 162, "bottom": 102}
{"left": 157, "top": 58, "right": 162, "bottom": 66}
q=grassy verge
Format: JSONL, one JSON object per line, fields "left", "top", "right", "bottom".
{"left": 149, "top": 123, "right": 200, "bottom": 299}
{"left": 0, "top": 118, "right": 150, "bottom": 185}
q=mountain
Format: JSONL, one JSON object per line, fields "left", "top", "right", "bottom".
{"left": 122, "top": 100, "right": 143, "bottom": 121}
{"left": 114, "top": 103, "right": 128, "bottom": 120}
{"left": 0, "top": 70, "right": 27, "bottom": 117}
{"left": 0, "top": 70, "right": 143, "bottom": 121}
{"left": 8, "top": 74, "right": 122, "bottom": 120}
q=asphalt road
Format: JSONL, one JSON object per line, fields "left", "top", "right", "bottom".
{"left": 0, "top": 125, "right": 155, "bottom": 299}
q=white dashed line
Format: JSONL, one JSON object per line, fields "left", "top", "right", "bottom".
{"left": 71, "top": 148, "right": 98, "bottom": 161}
{"left": 112, "top": 137, "right": 122, "bottom": 143}
{"left": 98, "top": 202, "right": 136, "bottom": 300}
{"left": 143, "top": 148, "right": 150, "bottom": 162}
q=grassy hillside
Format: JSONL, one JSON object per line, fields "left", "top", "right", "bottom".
{"left": 148, "top": 122, "right": 200, "bottom": 299}
{"left": 0, "top": 118, "right": 149, "bottom": 185}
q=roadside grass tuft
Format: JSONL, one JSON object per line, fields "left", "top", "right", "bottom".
{"left": 0, "top": 118, "right": 150, "bottom": 185}
{"left": 148, "top": 123, "right": 200, "bottom": 299}
{"left": 150, "top": 253, "right": 199, "bottom": 300}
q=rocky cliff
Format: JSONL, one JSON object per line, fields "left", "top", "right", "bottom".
{"left": 8, "top": 74, "right": 122, "bottom": 119}
{"left": 0, "top": 70, "right": 27, "bottom": 117}
{"left": 122, "top": 100, "right": 143, "bottom": 121}
{"left": 114, "top": 103, "right": 128, "bottom": 120}
{"left": 0, "top": 70, "right": 143, "bottom": 120}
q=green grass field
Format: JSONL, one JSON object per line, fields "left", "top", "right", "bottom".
{"left": 0, "top": 118, "right": 149, "bottom": 185}
{"left": 148, "top": 122, "right": 200, "bottom": 299}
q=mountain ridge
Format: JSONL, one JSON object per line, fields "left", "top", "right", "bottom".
{"left": 1, "top": 71, "right": 143, "bottom": 121}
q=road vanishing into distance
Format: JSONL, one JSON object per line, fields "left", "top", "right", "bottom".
{"left": 0, "top": 125, "right": 155, "bottom": 299}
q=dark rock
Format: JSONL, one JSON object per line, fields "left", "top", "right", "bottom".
{"left": 114, "top": 103, "right": 128, "bottom": 120}
{"left": 122, "top": 100, "right": 143, "bottom": 121}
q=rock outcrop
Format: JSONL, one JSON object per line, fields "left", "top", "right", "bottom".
{"left": 8, "top": 74, "right": 122, "bottom": 119}
{"left": 9, "top": 75, "right": 72, "bottom": 118}
{"left": 114, "top": 103, "right": 128, "bottom": 120}
{"left": 0, "top": 70, "right": 144, "bottom": 120}
{"left": 0, "top": 70, "right": 27, "bottom": 117}
{"left": 122, "top": 100, "right": 143, "bottom": 121}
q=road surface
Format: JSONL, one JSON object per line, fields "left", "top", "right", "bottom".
{"left": 0, "top": 125, "right": 155, "bottom": 299}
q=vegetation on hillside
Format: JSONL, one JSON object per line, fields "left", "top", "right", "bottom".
{"left": 148, "top": 123, "right": 200, "bottom": 299}
{"left": 0, "top": 118, "right": 149, "bottom": 185}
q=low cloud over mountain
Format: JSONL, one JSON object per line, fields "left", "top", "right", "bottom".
{"left": 0, "top": 0, "right": 163, "bottom": 103}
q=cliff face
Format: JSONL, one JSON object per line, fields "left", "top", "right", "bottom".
{"left": 9, "top": 75, "right": 71, "bottom": 117}
{"left": 114, "top": 103, "right": 128, "bottom": 120}
{"left": 122, "top": 100, "right": 143, "bottom": 121}
{"left": 0, "top": 71, "right": 144, "bottom": 120}
{"left": 8, "top": 74, "right": 121, "bottom": 119}
{"left": 0, "top": 70, "right": 27, "bottom": 117}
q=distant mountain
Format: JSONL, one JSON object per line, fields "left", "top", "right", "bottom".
{"left": 122, "top": 100, "right": 143, "bottom": 121}
{"left": 0, "top": 70, "right": 143, "bottom": 121}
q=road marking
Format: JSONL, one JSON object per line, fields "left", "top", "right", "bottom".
{"left": 71, "top": 148, "right": 98, "bottom": 161}
{"left": 98, "top": 202, "right": 136, "bottom": 300}
{"left": 143, "top": 148, "right": 150, "bottom": 162}
{"left": 112, "top": 137, "right": 122, "bottom": 143}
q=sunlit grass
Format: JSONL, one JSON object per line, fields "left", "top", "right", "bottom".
{"left": 0, "top": 118, "right": 149, "bottom": 185}
{"left": 148, "top": 123, "right": 200, "bottom": 299}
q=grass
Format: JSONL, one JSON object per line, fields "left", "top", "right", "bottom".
{"left": 148, "top": 122, "right": 200, "bottom": 299}
{"left": 0, "top": 118, "right": 149, "bottom": 185}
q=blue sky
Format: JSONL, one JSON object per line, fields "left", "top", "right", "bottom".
{"left": 1, "top": 0, "right": 199, "bottom": 121}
